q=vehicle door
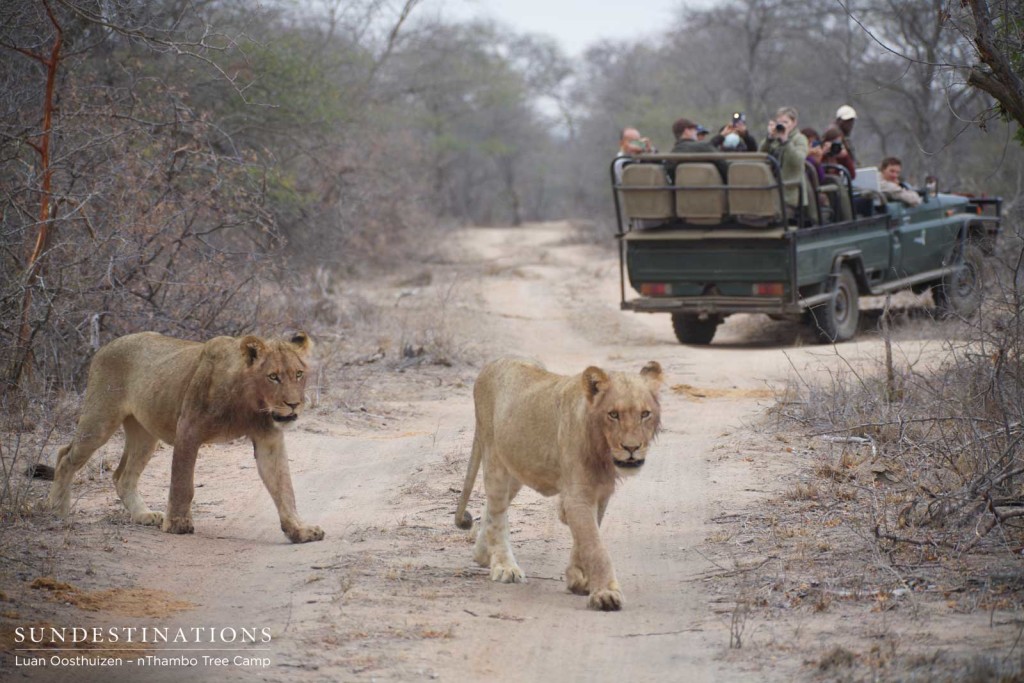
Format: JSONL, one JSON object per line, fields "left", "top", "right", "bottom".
{"left": 890, "top": 201, "right": 960, "bottom": 277}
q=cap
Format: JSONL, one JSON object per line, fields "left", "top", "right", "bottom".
{"left": 836, "top": 105, "right": 857, "bottom": 120}
{"left": 731, "top": 111, "right": 745, "bottom": 123}
{"left": 696, "top": 125, "right": 709, "bottom": 135}
{"left": 672, "top": 117, "right": 698, "bottom": 137}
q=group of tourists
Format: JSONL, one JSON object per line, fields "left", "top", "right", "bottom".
{"left": 616, "top": 104, "right": 923, "bottom": 215}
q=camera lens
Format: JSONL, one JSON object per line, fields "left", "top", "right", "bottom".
{"left": 774, "top": 123, "right": 785, "bottom": 133}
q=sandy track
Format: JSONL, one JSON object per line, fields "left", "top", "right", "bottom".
{"left": 10, "top": 221, "right": 901, "bottom": 682}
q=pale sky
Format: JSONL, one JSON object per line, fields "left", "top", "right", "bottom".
{"left": 434, "top": 0, "right": 692, "bottom": 57}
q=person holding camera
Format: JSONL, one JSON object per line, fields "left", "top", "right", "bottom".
{"left": 821, "top": 128, "right": 856, "bottom": 179}
{"left": 613, "top": 126, "right": 655, "bottom": 182}
{"left": 830, "top": 105, "right": 859, "bottom": 168}
{"left": 759, "top": 106, "right": 809, "bottom": 213}
{"left": 803, "top": 128, "right": 826, "bottom": 183}
{"left": 711, "top": 112, "right": 758, "bottom": 152}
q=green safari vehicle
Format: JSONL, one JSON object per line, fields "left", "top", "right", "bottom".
{"left": 612, "top": 152, "right": 1002, "bottom": 344}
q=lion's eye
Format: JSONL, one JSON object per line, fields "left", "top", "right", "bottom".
{"left": 608, "top": 411, "right": 619, "bottom": 420}
{"left": 268, "top": 373, "right": 281, "bottom": 383}
{"left": 296, "top": 371, "right": 304, "bottom": 380}
{"left": 641, "top": 410, "right": 651, "bottom": 420}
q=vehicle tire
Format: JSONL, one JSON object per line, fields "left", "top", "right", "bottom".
{"left": 806, "top": 266, "right": 859, "bottom": 343}
{"left": 933, "top": 243, "right": 984, "bottom": 318}
{"left": 672, "top": 313, "right": 719, "bottom": 345}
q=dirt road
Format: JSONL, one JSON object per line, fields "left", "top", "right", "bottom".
{"left": 8, "top": 221, "right": 898, "bottom": 682}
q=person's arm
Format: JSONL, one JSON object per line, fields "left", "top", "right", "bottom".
{"left": 742, "top": 130, "right": 758, "bottom": 151}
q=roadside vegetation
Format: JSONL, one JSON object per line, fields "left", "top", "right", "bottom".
{"left": 709, "top": 217, "right": 1024, "bottom": 679}
{"left": 779, "top": 223, "right": 1024, "bottom": 559}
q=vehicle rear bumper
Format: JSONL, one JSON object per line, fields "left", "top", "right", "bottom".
{"left": 621, "top": 295, "right": 805, "bottom": 316}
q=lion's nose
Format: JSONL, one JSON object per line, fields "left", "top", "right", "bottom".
{"left": 285, "top": 401, "right": 300, "bottom": 411}
{"left": 622, "top": 445, "right": 640, "bottom": 457}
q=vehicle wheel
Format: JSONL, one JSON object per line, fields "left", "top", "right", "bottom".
{"left": 933, "top": 243, "right": 984, "bottom": 318}
{"left": 806, "top": 266, "right": 859, "bottom": 343}
{"left": 672, "top": 313, "right": 719, "bottom": 345}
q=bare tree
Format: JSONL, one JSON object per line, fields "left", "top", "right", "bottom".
{"left": 0, "top": 0, "right": 279, "bottom": 392}
{"left": 960, "top": 0, "right": 1024, "bottom": 130}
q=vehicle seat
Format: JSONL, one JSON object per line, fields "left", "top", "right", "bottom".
{"left": 728, "top": 161, "right": 783, "bottom": 226}
{"left": 620, "top": 164, "right": 674, "bottom": 221}
{"left": 821, "top": 174, "right": 852, "bottom": 222}
{"left": 675, "top": 163, "right": 726, "bottom": 225}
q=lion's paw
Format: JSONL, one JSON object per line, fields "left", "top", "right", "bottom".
{"left": 588, "top": 587, "right": 624, "bottom": 611}
{"left": 162, "top": 515, "right": 194, "bottom": 535}
{"left": 43, "top": 493, "right": 70, "bottom": 517}
{"left": 133, "top": 511, "right": 164, "bottom": 527}
{"left": 287, "top": 525, "right": 325, "bottom": 544}
{"left": 490, "top": 562, "right": 525, "bottom": 584}
{"left": 565, "top": 565, "right": 590, "bottom": 596}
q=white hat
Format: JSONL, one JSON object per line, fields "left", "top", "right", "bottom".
{"left": 836, "top": 105, "right": 857, "bottom": 120}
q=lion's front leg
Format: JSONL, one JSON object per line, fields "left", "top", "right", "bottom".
{"left": 476, "top": 464, "right": 524, "bottom": 583}
{"left": 562, "top": 496, "right": 623, "bottom": 611}
{"left": 163, "top": 434, "right": 200, "bottom": 535}
{"left": 253, "top": 434, "right": 324, "bottom": 544}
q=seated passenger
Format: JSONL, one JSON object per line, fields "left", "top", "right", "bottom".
{"left": 759, "top": 106, "right": 809, "bottom": 216}
{"left": 879, "top": 157, "right": 922, "bottom": 207}
{"left": 670, "top": 117, "right": 725, "bottom": 179}
{"left": 711, "top": 112, "right": 758, "bottom": 152}
{"left": 614, "top": 126, "right": 654, "bottom": 182}
{"left": 802, "top": 128, "right": 826, "bottom": 183}
{"left": 821, "top": 128, "right": 856, "bottom": 179}
{"left": 671, "top": 118, "right": 715, "bottom": 154}
{"left": 830, "top": 105, "right": 859, "bottom": 168}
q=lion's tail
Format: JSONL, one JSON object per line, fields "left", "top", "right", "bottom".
{"left": 454, "top": 432, "right": 482, "bottom": 530}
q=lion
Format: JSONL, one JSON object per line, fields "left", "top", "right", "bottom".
{"left": 454, "top": 357, "right": 663, "bottom": 611}
{"left": 46, "top": 331, "right": 324, "bottom": 544}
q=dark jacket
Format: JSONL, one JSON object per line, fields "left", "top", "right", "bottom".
{"left": 710, "top": 129, "right": 758, "bottom": 152}
{"left": 670, "top": 138, "right": 726, "bottom": 180}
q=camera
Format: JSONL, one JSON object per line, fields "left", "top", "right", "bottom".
{"left": 828, "top": 140, "right": 843, "bottom": 155}
{"left": 774, "top": 123, "right": 785, "bottom": 134}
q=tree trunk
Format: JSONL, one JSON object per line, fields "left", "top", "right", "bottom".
{"left": 9, "top": 1, "right": 63, "bottom": 388}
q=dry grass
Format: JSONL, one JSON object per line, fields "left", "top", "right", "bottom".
{"left": 703, "top": 226, "right": 1024, "bottom": 678}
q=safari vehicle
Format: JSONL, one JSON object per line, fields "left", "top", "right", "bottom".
{"left": 611, "top": 152, "right": 1002, "bottom": 344}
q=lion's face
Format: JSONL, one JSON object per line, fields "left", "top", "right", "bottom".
{"left": 240, "top": 333, "right": 313, "bottom": 429}
{"left": 584, "top": 362, "right": 663, "bottom": 471}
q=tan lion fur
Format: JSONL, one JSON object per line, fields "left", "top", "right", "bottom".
{"left": 46, "top": 331, "right": 324, "bottom": 544}
{"left": 454, "top": 357, "right": 663, "bottom": 611}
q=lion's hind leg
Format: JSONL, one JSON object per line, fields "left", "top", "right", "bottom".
{"left": 112, "top": 417, "right": 163, "bottom": 526}
{"left": 46, "top": 410, "right": 123, "bottom": 516}
{"left": 476, "top": 461, "right": 525, "bottom": 584}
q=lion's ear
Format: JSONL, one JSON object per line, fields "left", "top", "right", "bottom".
{"left": 582, "top": 366, "right": 609, "bottom": 403}
{"left": 288, "top": 331, "right": 313, "bottom": 357}
{"left": 640, "top": 361, "right": 664, "bottom": 391}
{"left": 240, "top": 336, "right": 266, "bottom": 366}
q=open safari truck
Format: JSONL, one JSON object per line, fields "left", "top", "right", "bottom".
{"left": 612, "top": 153, "right": 1002, "bottom": 344}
